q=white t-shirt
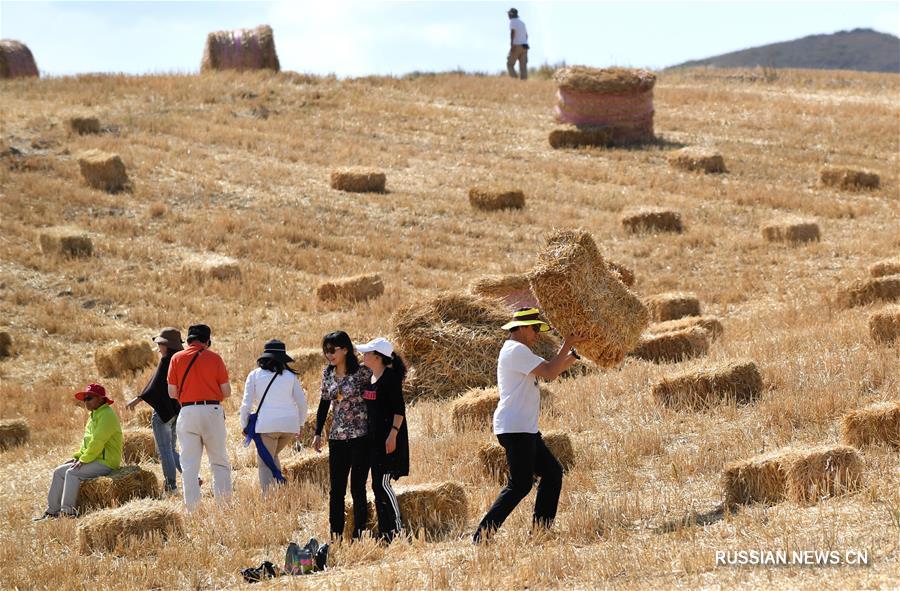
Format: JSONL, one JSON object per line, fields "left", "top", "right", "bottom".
{"left": 493, "top": 340, "right": 545, "bottom": 434}
{"left": 509, "top": 18, "right": 528, "bottom": 46}
{"left": 240, "top": 368, "right": 308, "bottom": 434}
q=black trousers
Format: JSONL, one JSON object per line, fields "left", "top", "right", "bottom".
{"left": 371, "top": 461, "right": 402, "bottom": 541}
{"left": 475, "top": 432, "right": 563, "bottom": 539}
{"left": 328, "top": 437, "right": 370, "bottom": 538}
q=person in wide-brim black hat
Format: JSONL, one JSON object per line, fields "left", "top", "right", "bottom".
{"left": 257, "top": 339, "right": 294, "bottom": 365}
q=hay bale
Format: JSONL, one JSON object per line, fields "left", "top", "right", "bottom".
{"left": 869, "top": 257, "right": 900, "bottom": 278}
{"left": 629, "top": 327, "right": 710, "bottom": 363}
{"left": 836, "top": 275, "right": 900, "bottom": 309}
{"left": 0, "top": 39, "right": 39, "bottom": 79}
{"left": 527, "top": 230, "right": 648, "bottom": 367}
{"left": 869, "top": 305, "right": 900, "bottom": 343}
{"left": 468, "top": 188, "right": 525, "bottom": 211}
{"left": 78, "top": 499, "right": 183, "bottom": 555}
{"left": 761, "top": 219, "right": 820, "bottom": 243}
{"left": 283, "top": 453, "right": 330, "bottom": 490}
{"left": 0, "top": 418, "right": 29, "bottom": 449}
{"left": 122, "top": 429, "right": 158, "bottom": 464}
{"left": 668, "top": 147, "right": 726, "bottom": 173}
{"left": 722, "top": 449, "right": 792, "bottom": 509}
{"left": 287, "top": 347, "right": 323, "bottom": 374}
{"left": 127, "top": 406, "right": 154, "bottom": 428}
{"left": 651, "top": 359, "right": 763, "bottom": 410}
{"left": 840, "top": 402, "right": 900, "bottom": 448}
{"left": 548, "top": 125, "right": 615, "bottom": 149}
{"left": 68, "top": 117, "right": 100, "bottom": 135}
{"left": 450, "top": 386, "right": 554, "bottom": 433}
{"left": 620, "top": 207, "right": 683, "bottom": 234}
{"left": 646, "top": 315, "right": 724, "bottom": 342}
{"left": 38, "top": 227, "right": 93, "bottom": 257}
{"left": 606, "top": 260, "right": 635, "bottom": 287}
{"left": 95, "top": 341, "right": 155, "bottom": 378}
{"left": 182, "top": 253, "right": 241, "bottom": 282}
{"left": 480, "top": 430, "right": 575, "bottom": 483}
{"left": 0, "top": 331, "right": 12, "bottom": 357}
{"left": 643, "top": 292, "right": 701, "bottom": 322}
{"left": 330, "top": 167, "right": 386, "bottom": 193}
{"left": 200, "top": 24, "right": 280, "bottom": 72}
{"left": 77, "top": 149, "right": 128, "bottom": 192}
{"left": 554, "top": 66, "right": 656, "bottom": 94}
{"left": 785, "top": 446, "right": 864, "bottom": 505}
{"left": 317, "top": 273, "right": 384, "bottom": 303}
{"left": 296, "top": 413, "right": 332, "bottom": 449}
{"left": 78, "top": 466, "right": 160, "bottom": 512}
{"left": 819, "top": 167, "right": 879, "bottom": 190}
{"left": 469, "top": 274, "right": 538, "bottom": 309}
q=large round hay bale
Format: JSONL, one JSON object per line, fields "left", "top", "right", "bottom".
{"left": 68, "top": 117, "right": 100, "bottom": 135}
{"left": 668, "top": 147, "right": 726, "bottom": 173}
{"left": 761, "top": 219, "right": 820, "bottom": 243}
{"left": 836, "top": 275, "right": 900, "bottom": 309}
{"left": 869, "top": 257, "right": 900, "bottom": 278}
{"left": 77, "top": 149, "right": 128, "bottom": 193}
{"left": 479, "top": 430, "right": 575, "bottom": 483}
{"left": 646, "top": 315, "right": 723, "bottom": 342}
{"left": 629, "top": 327, "right": 709, "bottom": 363}
{"left": 0, "top": 418, "right": 29, "bottom": 449}
{"left": 0, "top": 331, "right": 12, "bottom": 358}
{"left": 819, "top": 166, "right": 879, "bottom": 190}
{"left": 621, "top": 207, "right": 682, "bottom": 234}
{"left": 316, "top": 273, "right": 384, "bottom": 303}
{"left": 201, "top": 24, "right": 280, "bottom": 72}
{"left": 38, "top": 227, "right": 93, "bottom": 258}
{"left": 283, "top": 452, "right": 330, "bottom": 490}
{"left": 868, "top": 305, "right": 900, "bottom": 343}
{"left": 77, "top": 499, "right": 183, "bottom": 555}
{"left": 840, "top": 401, "right": 900, "bottom": 448}
{"left": 330, "top": 167, "right": 386, "bottom": 192}
{"left": 527, "top": 230, "right": 649, "bottom": 367}
{"left": 122, "top": 429, "right": 158, "bottom": 464}
{"left": 785, "top": 445, "right": 864, "bottom": 505}
{"left": 643, "top": 292, "right": 701, "bottom": 322}
{"left": 651, "top": 359, "right": 763, "bottom": 410}
{"left": 182, "top": 253, "right": 241, "bottom": 282}
{"left": 468, "top": 188, "right": 525, "bottom": 211}
{"left": 450, "top": 385, "right": 554, "bottom": 433}
{"left": 95, "top": 341, "right": 155, "bottom": 378}
{"left": 77, "top": 466, "right": 160, "bottom": 513}
{"left": 0, "top": 39, "right": 39, "bottom": 79}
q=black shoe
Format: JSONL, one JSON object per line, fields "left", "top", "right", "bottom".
{"left": 32, "top": 511, "right": 59, "bottom": 522}
{"left": 315, "top": 543, "right": 329, "bottom": 572}
{"left": 241, "top": 561, "right": 279, "bottom": 583}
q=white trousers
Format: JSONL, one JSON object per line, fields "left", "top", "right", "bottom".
{"left": 176, "top": 405, "right": 232, "bottom": 511}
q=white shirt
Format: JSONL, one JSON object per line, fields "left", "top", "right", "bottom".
{"left": 240, "top": 368, "right": 308, "bottom": 434}
{"left": 493, "top": 340, "right": 545, "bottom": 434}
{"left": 509, "top": 18, "right": 528, "bottom": 46}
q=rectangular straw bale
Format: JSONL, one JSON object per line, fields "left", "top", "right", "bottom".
{"left": 548, "top": 125, "right": 614, "bottom": 149}
{"left": 95, "top": 341, "right": 156, "bottom": 378}
{"left": 868, "top": 305, "right": 900, "bottom": 343}
{"left": 468, "top": 188, "right": 525, "bottom": 211}
{"left": 68, "top": 117, "right": 100, "bottom": 135}
{"left": 480, "top": 430, "right": 575, "bottom": 482}
{"left": 77, "top": 149, "right": 128, "bottom": 192}
{"left": 836, "top": 275, "right": 900, "bottom": 308}
{"left": 122, "top": 429, "right": 158, "bottom": 463}
{"left": 785, "top": 445, "right": 863, "bottom": 505}
{"left": 450, "top": 386, "right": 555, "bottom": 433}
{"left": 78, "top": 466, "right": 160, "bottom": 513}
{"left": 201, "top": 24, "right": 280, "bottom": 72}
{"left": 761, "top": 219, "right": 820, "bottom": 243}
{"left": 287, "top": 347, "right": 323, "bottom": 374}
{"left": 330, "top": 167, "right": 386, "bottom": 192}
{"left": 643, "top": 292, "right": 701, "bottom": 322}
{"left": 317, "top": 273, "right": 384, "bottom": 303}
{"left": 0, "top": 418, "right": 29, "bottom": 449}
{"left": 0, "top": 331, "right": 11, "bottom": 357}
{"left": 283, "top": 453, "right": 330, "bottom": 490}
{"left": 668, "top": 147, "right": 726, "bottom": 173}
{"left": 606, "top": 260, "right": 635, "bottom": 287}
{"left": 182, "top": 253, "right": 241, "bottom": 282}
{"left": 629, "top": 327, "right": 710, "bottom": 363}
{"left": 840, "top": 402, "right": 900, "bottom": 448}
{"left": 652, "top": 359, "right": 763, "bottom": 410}
{"left": 78, "top": 499, "right": 183, "bottom": 555}
{"left": 527, "top": 230, "right": 648, "bottom": 367}
{"left": 869, "top": 257, "right": 900, "bottom": 278}
{"left": 819, "top": 167, "right": 880, "bottom": 190}
{"left": 647, "top": 315, "right": 723, "bottom": 341}
{"left": 127, "top": 405, "right": 154, "bottom": 427}
{"left": 296, "top": 412, "right": 332, "bottom": 450}
{"left": 469, "top": 274, "right": 537, "bottom": 309}
{"left": 620, "top": 207, "right": 683, "bottom": 234}
{"left": 39, "top": 227, "right": 93, "bottom": 257}
{"left": 722, "top": 449, "right": 794, "bottom": 509}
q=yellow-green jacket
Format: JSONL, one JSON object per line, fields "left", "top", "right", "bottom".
{"left": 73, "top": 403, "right": 122, "bottom": 469}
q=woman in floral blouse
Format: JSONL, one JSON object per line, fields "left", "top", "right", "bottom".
{"left": 313, "top": 331, "right": 373, "bottom": 540}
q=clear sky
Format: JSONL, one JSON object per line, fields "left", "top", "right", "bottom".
{"left": 1, "top": 0, "right": 897, "bottom": 77}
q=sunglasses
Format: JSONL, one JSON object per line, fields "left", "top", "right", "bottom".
{"left": 82, "top": 395, "right": 95, "bottom": 402}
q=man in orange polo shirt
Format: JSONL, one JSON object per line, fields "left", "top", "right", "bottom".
{"left": 167, "top": 323, "right": 232, "bottom": 510}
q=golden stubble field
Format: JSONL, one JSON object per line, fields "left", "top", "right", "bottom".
{"left": 0, "top": 67, "right": 898, "bottom": 590}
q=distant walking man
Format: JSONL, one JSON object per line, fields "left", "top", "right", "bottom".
{"left": 167, "top": 324, "right": 232, "bottom": 511}
{"left": 507, "top": 7, "right": 529, "bottom": 80}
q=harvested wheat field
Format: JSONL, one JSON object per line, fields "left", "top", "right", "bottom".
{"left": 0, "top": 67, "right": 898, "bottom": 590}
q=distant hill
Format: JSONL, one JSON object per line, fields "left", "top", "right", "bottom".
{"left": 670, "top": 28, "right": 900, "bottom": 73}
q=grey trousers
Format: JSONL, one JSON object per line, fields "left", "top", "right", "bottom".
{"left": 47, "top": 460, "right": 112, "bottom": 515}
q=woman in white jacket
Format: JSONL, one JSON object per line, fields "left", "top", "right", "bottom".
{"left": 240, "top": 340, "right": 308, "bottom": 492}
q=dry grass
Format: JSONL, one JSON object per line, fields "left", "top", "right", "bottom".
{"left": 840, "top": 401, "right": 900, "bottom": 448}
{"left": 122, "top": 428, "right": 157, "bottom": 463}
{"left": 0, "top": 418, "right": 29, "bottom": 449}
{"left": 629, "top": 326, "right": 710, "bottom": 363}
{"left": 643, "top": 292, "right": 701, "bottom": 322}
{"left": 668, "top": 147, "right": 726, "bottom": 173}
{"left": 835, "top": 275, "right": 900, "bottom": 308}
{"left": 820, "top": 166, "right": 880, "bottom": 190}
{"left": 468, "top": 187, "right": 525, "bottom": 211}
{"left": 869, "top": 257, "right": 900, "bottom": 278}
{"left": 77, "top": 149, "right": 128, "bottom": 193}
{"left": 760, "top": 218, "right": 821, "bottom": 243}
{"left": 651, "top": 359, "right": 763, "bottom": 410}
{"left": 95, "top": 341, "right": 155, "bottom": 377}
{"left": 78, "top": 499, "right": 184, "bottom": 555}
{"left": 620, "top": 207, "right": 683, "bottom": 234}
{"left": 316, "top": 273, "right": 384, "bottom": 303}
{"left": 330, "top": 167, "right": 386, "bottom": 192}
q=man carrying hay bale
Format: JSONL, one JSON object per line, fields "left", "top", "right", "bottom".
{"left": 473, "top": 308, "right": 585, "bottom": 543}
{"left": 34, "top": 384, "right": 122, "bottom": 520}
{"left": 506, "top": 8, "right": 529, "bottom": 80}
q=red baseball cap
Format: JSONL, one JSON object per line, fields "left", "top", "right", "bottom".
{"left": 74, "top": 383, "right": 114, "bottom": 404}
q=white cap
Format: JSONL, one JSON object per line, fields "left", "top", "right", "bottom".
{"left": 356, "top": 337, "right": 394, "bottom": 357}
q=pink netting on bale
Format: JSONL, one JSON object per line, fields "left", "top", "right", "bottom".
{"left": 0, "top": 40, "right": 39, "bottom": 79}
{"left": 201, "top": 25, "right": 280, "bottom": 72}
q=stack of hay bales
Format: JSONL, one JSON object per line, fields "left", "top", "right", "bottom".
{"left": 283, "top": 453, "right": 330, "bottom": 490}
{"left": 68, "top": 117, "right": 100, "bottom": 135}
{"left": 38, "top": 227, "right": 93, "bottom": 257}
{"left": 819, "top": 166, "right": 879, "bottom": 190}
{"left": 450, "top": 385, "right": 554, "bottom": 433}
{"left": 468, "top": 187, "right": 525, "bottom": 211}
{"left": 620, "top": 207, "right": 683, "bottom": 234}
{"left": 869, "top": 257, "right": 900, "bottom": 278}
{"left": 288, "top": 347, "right": 324, "bottom": 375}
{"left": 201, "top": 25, "right": 280, "bottom": 72}
{"left": 78, "top": 499, "right": 183, "bottom": 555}
{"left": 0, "top": 418, "right": 29, "bottom": 449}
{"left": 317, "top": 273, "right": 384, "bottom": 303}
{"left": 78, "top": 466, "right": 159, "bottom": 513}
{"left": 668, "top": 147, "right": 726, "bottom": 173}
{"left": 182, "top": 253, "right": 242, "bottom": 282}
{"left": 0, "top": 40, "right": 39, "bottom": 79}
{"left": 122, "top": 429, "right": 158, "bottom": 463}
{"left": 343, "top": 482, "right": 468, "bottom": 541}
{"left": 840, "top": 402, "right": 900, "bottom": 448}
{"left": 0, "top": 331, "right": 12, "bottom": 357}
{"left": 527, "top": 230, "right": 648, "bottom": 366}
{"left": 651, "top": 359, "right": 763, "bottom": 410}
{"left": 868, "top": 305, "right": 900, "bottom": 343}
{"left": 549, "top": 66, "right": 656, "bottom": 148}
{"left": 77, "top": 149, "right": 129, "bottom": 192}
{"left": 469, "top": 274, "right": 538, "bottom": 310}
{"left": 647, "top": 315, "right": 723, "bottom": 342}
{"left": 330, "top": 167, "right": 386, "bottom": 193}
{"left": 95, "top": 342, "right": 155, "bottom": 378}
{"left": 629, "top": 327, "right": 710, "bottom": 363}
{"left": 761, "top": 218, "right": 820, "bottom": 243}
{"left": 643, "top": 292, "right": 700, "bottom": 322}
{"left": 836, "top": 275, "right": 900, "bottom": 308}
{"left": 479, "top": 431, "right": 575, "bottom": 482}
{"left": 723, "top": 445, "right": 863, "bottom": 508}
